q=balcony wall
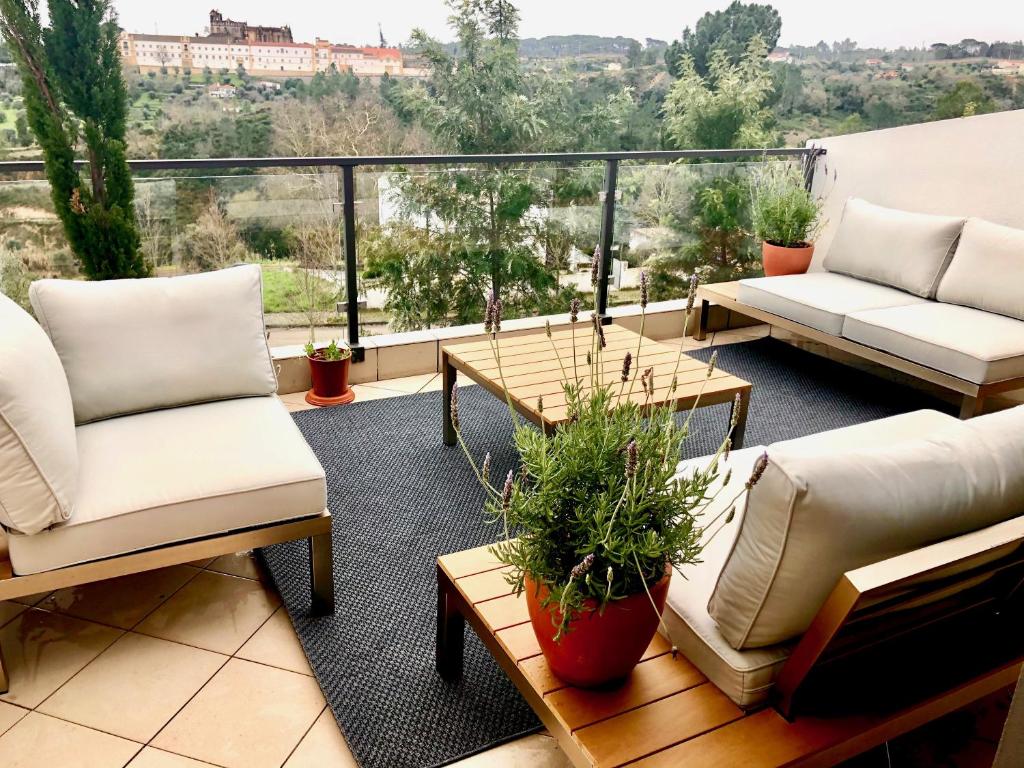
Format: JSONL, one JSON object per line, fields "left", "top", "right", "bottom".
{"left": 808, "top": 108, "right": 1024, "bottom": 267}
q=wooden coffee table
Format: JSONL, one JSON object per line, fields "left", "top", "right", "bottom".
{"left": 441, "top": 324, "right": 752, "bottom": 448}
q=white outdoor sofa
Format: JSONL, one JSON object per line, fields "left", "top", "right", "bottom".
{"left": 666, "top": 405, "right": 1024, "bottom": 720}
{"left": 697, "top": 199, "right": 1024, "bottom": 418}
{"left": 0, "top": 265, "right": 333, "bottom": 693}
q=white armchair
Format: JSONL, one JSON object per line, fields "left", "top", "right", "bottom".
{"left": 0, "top": 265, "right": 333, "bottom": 693}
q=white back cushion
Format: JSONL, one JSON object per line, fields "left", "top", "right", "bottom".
{"left": 30, "top": 265, "right": 278, "bottom": 424}
{"left": 937, "top": 218, "right": 1024, "bottom": 321}
{"left": 823, "top": 198, "right": 965, "bottom": 298}
{"left": 0, "top": 293, "right": 77, "bottom": 534}
{"left": 708, "top": 405, "right": 1024, "bottom": 649}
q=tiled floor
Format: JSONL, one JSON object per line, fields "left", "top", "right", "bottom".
{"left": 0, "top": 324, "right": 1010, "bottom": 768}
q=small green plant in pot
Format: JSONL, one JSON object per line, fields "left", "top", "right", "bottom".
{"left": 750, "top": 160, "right": 823, "bottom": 276}
{"left": 304, "top": 339, "right": 355, "bottom": 406}
{"left": 450, "top": 257, "right": 767, "bottom": 687}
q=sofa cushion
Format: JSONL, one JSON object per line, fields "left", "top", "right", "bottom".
{"left": 708, "top": 407, "right": 1024, "bottom": 650}
{"left": 29, "top": 265, "right": 278, "bottom": 424}
{"left": 665, "top": 447, "right": 793, "bottom": 710}
{"left": 843, "top": 303, "right": 1024, "bottom": 384}
{"left": 0, "top": 293, "right": 77, "bottom": 535}
{"left": 937, "top": 218, "right": 1024, "bottom": 321}
{"left": 7, "top": 396, "right": 326, "bottom": 575}
{"left": 823, "top": 198, "right": 965, "bottom": 298}
{"left": 737, "top": 273, "right": 927, "bottom": 335}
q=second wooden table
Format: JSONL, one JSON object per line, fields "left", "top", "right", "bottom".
{"left": 441, "top": 324, "right": 752, "bottom": 447}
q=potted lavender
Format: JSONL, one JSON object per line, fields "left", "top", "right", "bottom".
{"left": 449, "top": 255, "right": 766, "bottom": 687}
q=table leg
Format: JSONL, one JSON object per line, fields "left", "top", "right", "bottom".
{"left": 731, "top": 388, "right": 751, "bottom": 450}
{"left": 442, "top": 352, "right": 457, "bottom": 447}
{"left": 695, "top": 299, "right": 711, "bottom": 341}
{"left": 436, "top": 564, "right": 465, "bottom": 680}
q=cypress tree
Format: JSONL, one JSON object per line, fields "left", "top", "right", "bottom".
{"left": 0, "top": 0, "right": 148, "bottom": 279}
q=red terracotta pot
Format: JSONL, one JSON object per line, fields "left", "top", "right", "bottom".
{"left": 525, "top": 564, "right": 672, "bottom": 688}
{"left": 762, "top": 241, "right": 815, "bottom": 277}
{"left": 305, "top": 355, "right": 355, "bottom": 406}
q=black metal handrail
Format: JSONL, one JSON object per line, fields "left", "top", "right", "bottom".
{"left": 0, "top": 147, "right": 823, "bottom": 358}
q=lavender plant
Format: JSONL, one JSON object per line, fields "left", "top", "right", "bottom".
{"left": 450, "top": 251, "right": 766, "bottom": 640}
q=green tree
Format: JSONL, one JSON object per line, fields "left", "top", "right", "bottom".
{"left": 666, "top": 1, "right": 781, "bottom": 78}
{"left": 0, "top": 0, "right": 147, "bottom": 279}
{"left": 13, "top": 109, "right": 29, "bottom": 144}
{"left": 933, "top": 80, "right": 996, "bottom": 119}
{"left": 369, "top": 0, "right": 578, "bottom": 325}
{"left": 663, "top": 35, "right": 776, "bottom": 149}
{"left": 626, "top": 39, "right": 642, "bottom": 69}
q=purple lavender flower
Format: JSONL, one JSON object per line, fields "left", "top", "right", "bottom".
{"left": 620, "top": 351, "right": 632, "bottom": 384}
{"left": 484, "top": 292, "right": 495, "bottom": 334}
{"left": 746, "top": 452, "right": 769, "bottom": 490}
{"left": 481, "top": 452, "right": 491, "bottom": 483}
{"left": 590, "top": 246, "right": 601, "bottom": 287}
{"left": 686, "top": 274, "right": 698, "bottom": 313}
{"left": 537, "top": 394, "right": 544, "bottom": 413}
{"left": 544, "top": 319, "right": 552, "bottom": 339}
{"left": 569, "top": 297, "right": 580, "bottom": 323}
{"left": 643, "top": 367, "right": 654, "bottom": 396}
{"left": 570, "top": 553, "right": 595, "bottom": 581}
{"left": 706, "top": 350, "right": 718, "bottom": 378}
{"left": 624, "top": 439, "right": 638, "bottom": 478}
{"left": 493, "top": 297, "right": 503, "bottom": 333}
{"left": 502, "top": 469, "right": 514, "bottom": 510}
{"left": 592, "top": 313, "right": 606, "bottom": 348}
{"left": 639, "top": 270, "right": 649, "bottom": 309}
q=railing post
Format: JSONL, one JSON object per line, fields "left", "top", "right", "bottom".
{"left": 596, "top": 158, "right": 618, "bottom": 323}
{"left": 339, "top": 164, "right": 364, "bottom": 362}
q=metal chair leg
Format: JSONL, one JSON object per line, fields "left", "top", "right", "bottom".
{"left": 309, "top": 532, "right": 335, "bottom": 616}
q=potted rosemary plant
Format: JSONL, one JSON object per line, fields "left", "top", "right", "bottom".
{"left": 450, "top": 257, "right": 765, "bottom": 687}
{"left": 750, "top": 161, "right": 823, "bottom": 276}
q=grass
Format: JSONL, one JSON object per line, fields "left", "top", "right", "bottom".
{"left": 261, "top": 264, "right": 340, "bottom": 315}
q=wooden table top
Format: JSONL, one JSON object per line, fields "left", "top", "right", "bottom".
{"left": 442, "top": 324, "right": 751, "bottom": 431}
{"left": 437, "top": 544, "right": 1015, "bottom": 768}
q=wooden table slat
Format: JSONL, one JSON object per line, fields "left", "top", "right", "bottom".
{"left": 495, "top": 621, "right": 543, "bottom": 662}
{"left": 477, "top": 592, "right": 530, "bottom": 632}
{"left": 445, "top": 324, "right": 637, "bottom": 355}
{"left": 574, "top": 684, "right": 744, "bottom": 767}
{"left": 547, "top": 652, "right": 707, "bottom": 732}
{"left": 457, "top": 566, "right": 516, "bottom": 604}
{"left": 439, "top": 544, "right": 504, "bottom": 579}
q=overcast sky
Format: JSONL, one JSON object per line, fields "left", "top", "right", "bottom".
{"left": 112, "top": 1, "right": 1023, "bottom": 51}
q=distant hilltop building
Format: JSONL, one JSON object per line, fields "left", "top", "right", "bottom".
{"left": 119, "top": 9, "right": 425, "bottom": 78}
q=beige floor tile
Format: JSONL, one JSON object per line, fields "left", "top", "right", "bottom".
{"left": 417, "top": 374, "right": 444, "bottom": 393}
{"left": 135, "top": 571, "right": 280, "bottom": 655}
{"left": 283, "top": 707, "right": 356, "bottom": 768}
{"left": 236, "top": 607, "right": 312, "bottom": 675}
{"left": 663, "top": 334, "right": 715, "bottom": 351}
{"left": 206, "top": 552, "right": 262, "bottom": 581}
{"left": 0, "top": 609, "right": 122, "bottom": 709}
{"left": 348, "top": 384, "right": 407, "bottom": 402}
{"left": 0, "top": 601, "right": 27, "bottom": 628}
{"left": 186, "top": 558, "right": 215, "bottom": 569}
{"left": 128, "top": 748, "right": 220, "bottom": 767}
{"left": 0, "top": 701, "right": 27, "bottom": 736}
{"left": 39, "top": 566, "right": 199, "bottom": 630}
{"left": 713, "top": 325, "right": 770, "bottom": 345}
{"left": 361, "top": 372, "right": 438, "bottom": 394}
{"left": 10, "top": 592, "right": 52, "bottom": 607}
{"left": 449, "top": 734, "right": 571, "bottom": 767}
{"left": 152, "top": 658, "right": 325, "bottom": 768}
{"left": 38, "top": 632, "right": 226, "bottom": 743}
{"left": 0, "top": 711, "right": 141, "bottom": 768}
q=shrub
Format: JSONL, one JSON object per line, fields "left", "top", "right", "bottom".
{"left": 750, "top": 161, "right": 821, "bottom": 247}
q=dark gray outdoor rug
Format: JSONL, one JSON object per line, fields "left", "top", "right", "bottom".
{"left": 259, "top": 337, "right": 953, "bottom": 768}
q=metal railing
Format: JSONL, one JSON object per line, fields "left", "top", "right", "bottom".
{"left": 0, "top": 147, "right": 823, "bottom": 360}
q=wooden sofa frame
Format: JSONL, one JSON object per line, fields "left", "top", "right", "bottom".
{"left": 437, "top": 517, "right": 1024, "bottom": 766}
{"left": 696, "top": 282, "right": 1024, "bottom": 419}
{"left": 0, "top": 510, "right": 334, "bottom": 694}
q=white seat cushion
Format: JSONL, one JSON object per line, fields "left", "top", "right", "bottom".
{"left": 937, "top": 218, "right": 1024, "bottom": 321}
{"left": 822, "top": 198, "right": 964, "bottom": 298}
{"left": 7, "top": 397, "right": 326, "bottom": 575}
{"left": 737, "top": 273, "right": 926, "bottom": 335}
{"left": 664, "top": 447, "right": 793, "bottom": 710}
{"left": 29, "top": 265, "right": 278, "bottom": 424}
{"left": 709, "top": 407, "right": 1024, "bottom": 650}
{"left": 843, "top": 303, "right": 1024, "bottom": 384}
{"left": 0, "top": 293, "right": 77, "bottom": 535}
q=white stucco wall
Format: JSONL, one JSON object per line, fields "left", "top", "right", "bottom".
{"left": 807, "top": 109, "right": 1024, "bottom": 269}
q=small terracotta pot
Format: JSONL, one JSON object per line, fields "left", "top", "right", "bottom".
{"left": 305, "top": 355, "right": 355, "bottom": 406}
{"left": 762, "top": 241, "right": 815, "bottom": 277}
{"left": 525, "top": 564, "right": 672, "bottom": 688}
